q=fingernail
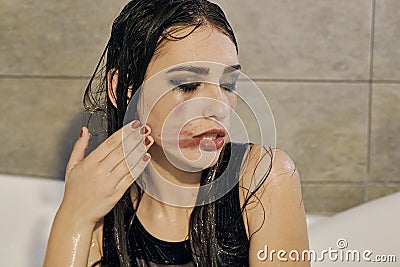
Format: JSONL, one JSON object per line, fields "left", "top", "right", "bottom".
{"left": 131, "top": 120, "right": 141, "bottom": 129}
{"left": 143, "top": 138, "right": 150, "bottom": 146}
{"left": 80, "top": 128, "right": 83, "bottom": 138}
{"left": 143, "top": 153, "right": 151, "bottom": 162}
{"left": 139, "top": 125, "right": 148, "bottom": 135}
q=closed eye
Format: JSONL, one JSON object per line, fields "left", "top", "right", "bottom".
{"left": 169, "top": 79, "right": 237, "bottom": 93}
{"left": 170, "top": 79, "right": 201, "bottom": 93}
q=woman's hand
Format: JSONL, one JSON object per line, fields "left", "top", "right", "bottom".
{"left": 43, "top": 120, "right": 154, "bottom": 267}
{"left": 60, "top": 120, "right": 154, "bottom": 226}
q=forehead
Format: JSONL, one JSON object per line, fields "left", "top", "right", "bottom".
{"left": 145, "top": 25, "right": 239, "bottom": 79}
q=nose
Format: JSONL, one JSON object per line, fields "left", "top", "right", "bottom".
{"left": 199, "top": 83, "right": 230, "bottom": 121}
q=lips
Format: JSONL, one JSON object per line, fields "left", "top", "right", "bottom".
{"left": 192, "top": 128, "right": 227, "bottom": 138}
{"left": 179, "top": 128, "right": 226, "bottom": 151}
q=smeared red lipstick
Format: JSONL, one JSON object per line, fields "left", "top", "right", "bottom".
{"left": 192, "top": 128, "right": 226, "bottom": 138}
{"left": 179, "top": 128, "right": 227, "bottom": 151}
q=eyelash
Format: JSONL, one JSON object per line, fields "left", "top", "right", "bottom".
{"left": 176, "top": 82, "right": 202, "bottom": 92}
{"left": 170, "top": 80, "right": 237, "bottom": 93}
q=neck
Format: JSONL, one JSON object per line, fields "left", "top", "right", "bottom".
{"left": 149, "top": 143, "right": 203, "bottom": 186}
{"left": 134, "top": 143, "right": 203, "bottom": 213}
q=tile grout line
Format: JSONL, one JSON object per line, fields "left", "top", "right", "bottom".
{"left": 301, "top": 181, "right": 365, "bottom": 186}
{"left": 0, "top": 74, "right": 91, "bottom": 80}
{"left": 250, "top": 79, "right": 400, "bottom": 84}
{"left": 301, "top": 180, "right": 400, "bottom": 185}
{"left": 3, "top": 74, "right": 400, "bottom": 84}
{"left": 365, "top": 0, "right": 376, "bottom": 202}
{"left": 0, "top": 74, "right": 400, "bottom": 84}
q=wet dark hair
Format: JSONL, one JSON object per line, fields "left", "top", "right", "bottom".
{"left": 84, "top": 0, "right": 272, "bottom": 266}
{"left": 84, "top": 0, "right": 238, "bottom": 135}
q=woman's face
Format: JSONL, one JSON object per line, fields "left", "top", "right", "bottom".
{"left": 137, "top": 25, "right": 240, "bottom": 172}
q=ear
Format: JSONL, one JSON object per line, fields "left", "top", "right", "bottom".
{"left": 107, "top": 69, "right": 119, "bottom": 108}
{"left": 107, "top": 69, "right": 133, "bottom": 108}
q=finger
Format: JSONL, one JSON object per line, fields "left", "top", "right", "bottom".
{"left": 105, "top": 132, "right": 154, "bottom": 188}
{"left": 144, "top": 134, "right": 155, "bottom": 150}
{"left": 110, "top": 172, "right": 136, "bottom": 203}
{"left": 100, "top": 125, "right": 149, "bottom": 174}
{"left": 122, "top": 127, "right": 153, "bottom": 172}
{"left": 66, "top": 127, "right": 90, "bottom": 173}
{"left": 105, "top": 147, "right": 145, "bottom": 188}
{"left": 87, "top": 120, "right": 141, "bottom": 162}
{"left": 114, "top": 153, "right": 151, "bottom": 193}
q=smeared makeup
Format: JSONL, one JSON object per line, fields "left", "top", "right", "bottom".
{"left": 120, "top": 26, "right": 277, "bottom": 208}
{"left": 133, "top": 60, "right": 237, "bottom": 171}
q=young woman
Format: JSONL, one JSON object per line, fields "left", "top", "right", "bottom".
{"left": 44, "top": 0, "right": 309, "bottom": 266}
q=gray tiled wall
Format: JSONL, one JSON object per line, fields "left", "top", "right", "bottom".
{"left": 1, "top": 0, "right": 399, "bottom": 215}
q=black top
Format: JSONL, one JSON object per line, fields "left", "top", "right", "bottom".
{"left": 101, "top": 142, "right": 251, "bottom": 266}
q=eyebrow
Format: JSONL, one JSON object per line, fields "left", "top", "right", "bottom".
{"left": 166, "top": 64, "right": 241, "bottom": 75}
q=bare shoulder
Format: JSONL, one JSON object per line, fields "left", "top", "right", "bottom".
{"left": 239, "top": 145, "right": 304, "bottom": 228}
{"left": 267, "top": 147, "right": 299, "bottom": 190}
{"left": 240, "top": 145, "right": 299, "bottom": 202}
{"left": 240, "top": 145, "right": 309, "bottom": 266}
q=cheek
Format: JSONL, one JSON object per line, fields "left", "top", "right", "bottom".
{"left": 146, "top": 91, "right": 237, "bottom": 141}
{"left": 146, "top": 94, "right": 187, "bottom": 137}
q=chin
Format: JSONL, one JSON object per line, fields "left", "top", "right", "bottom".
{"left": 163, "top": 146, "right": 222, "bottom": 172}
